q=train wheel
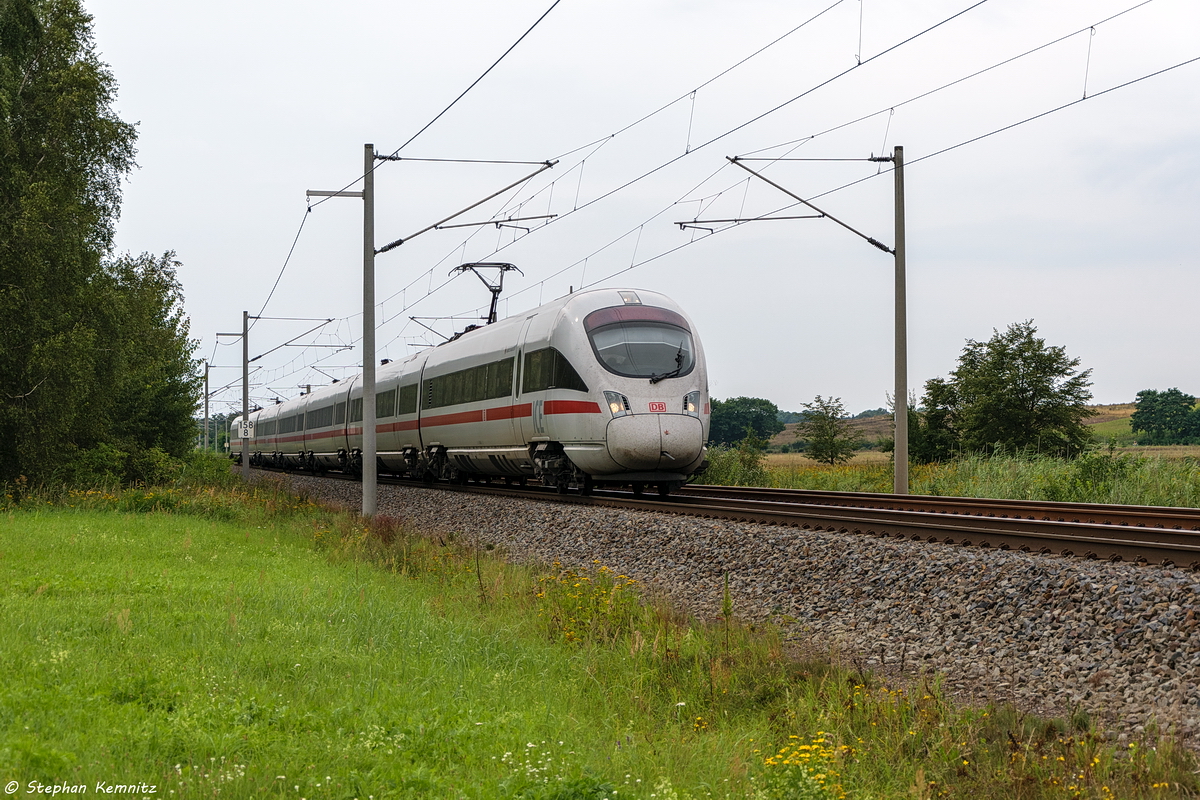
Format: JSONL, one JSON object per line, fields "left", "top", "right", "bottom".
{"left": 631, "top": 483, "right": 644, "bottom": 497}
{"left": 580, "top": 475, "right": 594, "bottom": 497}
{"left": 656, "top": 482, "right": 671, "bottom": 498}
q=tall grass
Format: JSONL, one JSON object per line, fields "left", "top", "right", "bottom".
{"left": 708, "top": 446, "right": 1200, "bottom": 507}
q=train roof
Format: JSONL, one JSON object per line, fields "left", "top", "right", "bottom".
{"left": 239, "top": 287, "right": 683, "bottom": 419}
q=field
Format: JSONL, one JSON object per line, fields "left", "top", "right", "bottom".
{"left": 2, "top": 476, "right": 1197, "bottom": 798}
{"left": 709, "top": 449, "right": 1200, "bottom": 507}
{"left": 768, "top": 403, "right": 1200, "bottom": 468}
{"left": 766, "top": 451, "right": 892, "bottom": 467}
{"left": 2, "top": 495, "right": 763, "bottom": 798}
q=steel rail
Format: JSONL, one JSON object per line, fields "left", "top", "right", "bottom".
{"left": 672, "top": 485, "right": 1200, "bottom": 530}
{"left": 252, "top": 466, "right": 1200, "bottom": 568}
{"left": 397, "top": 480, "right": 1200, "bottom": 568}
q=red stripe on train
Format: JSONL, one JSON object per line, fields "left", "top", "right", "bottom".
{"left": 420, "top": 410, "right": 484, "bottom": 428}
{"left": 253, "top": 398, "right": 598, "bottom": 442}
{"left": 484, "top": 403, "right": 532, "bottom": 420}
{"left": 544, "top": 400, "right": 602, "bottom": 415}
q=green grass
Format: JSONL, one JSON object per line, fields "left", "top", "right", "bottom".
{"left": 1087, "top": 417, "right": 1135, "bottom": 444}
{"left": 3, "top": 508, "right": 692, "bottom": 797}
{"left": 1, "top": 470, "right": 1197, "bottom": 798}
{"left": 708, "top": 447, "right": 1200, "bottom": 508}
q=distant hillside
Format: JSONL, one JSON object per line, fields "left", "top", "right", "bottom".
{"left": 770, "top": 414, "right": 893, "bottom": 450}
{"left": 1083, "top": 403, "right": 1136, "bottom": 444}
{"left": 777, "top": 408, "right": 888, "bottom": 425}
{"left": 770, "top": 403, "right": 1139, "bottom": 451}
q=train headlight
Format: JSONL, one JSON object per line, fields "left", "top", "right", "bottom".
{"left": 684, "top": 391, "right": 701, "bottom": 417}
{"left": 604, "top": 391, "right": 630, "bottom": 418}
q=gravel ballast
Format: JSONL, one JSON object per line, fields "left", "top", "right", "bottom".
{"left": 264, "top": 474, "right": 1200, "bottom": 742}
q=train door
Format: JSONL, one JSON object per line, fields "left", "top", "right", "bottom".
{"left": 334, "top": 379, "right": 355, "bottom": 456}
{"left": 514, "top": 314, "right": 543, "bottom": 445}
{"left": 497, "top": 322, "right": 532, "bottom": 452}
{"left": 342, "top": 374, "right": 363, "bottom": 459}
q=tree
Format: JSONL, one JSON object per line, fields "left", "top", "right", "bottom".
{"left": 0, "top": 0, "right": 198, "bottom": 483}
{"left": 796, "top": 395, "right": 859, "bottom": 465}
{"left": 1131, "top": 388, "right": 1199, "bottom": 445}
{"left": 936, "top": 321, "right": 1093, "bottom": 457}
{"left": 97, "top": 252, "right": 201, "bottom": 460}
{"left": 708, "top": 396, "right": 785, "bottom": 446}
{"left": 910, "top": 378, "right": 960, "bottom": 463}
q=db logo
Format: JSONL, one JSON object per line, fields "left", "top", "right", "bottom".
{"left": 647, "top": 402, "right": 668, "bottom": 412}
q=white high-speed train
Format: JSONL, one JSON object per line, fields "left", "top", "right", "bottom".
{"left": 231, "top": 288, "right": 710, "bottom": 494}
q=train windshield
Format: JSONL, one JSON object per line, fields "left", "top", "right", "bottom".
{"left": 584, "top": 306, "right": 695, "bottom": 380}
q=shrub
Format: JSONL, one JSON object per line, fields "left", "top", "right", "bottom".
{"left": 702, "top": 436, "right": 771, "bottom": 487}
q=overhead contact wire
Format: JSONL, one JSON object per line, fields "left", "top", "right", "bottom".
{"left": 250, "top": 205, "right": 311, "bottom": 331}
{"left": 738, "top": 0, "right": 1157, "bottom": 158}
{"left": 452, "top": 0, "right": 995, "bottom": 303}
{"left": 309, "top": 0, "right": 564, "bottom": 209}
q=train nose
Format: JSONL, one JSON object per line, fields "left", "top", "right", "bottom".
{"left": 607, "top": 414, "right": 704, "bottom": 470}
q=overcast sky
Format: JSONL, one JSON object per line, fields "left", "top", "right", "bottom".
{"left": 87, "top": 0, "right": 1199, "bottom": 416}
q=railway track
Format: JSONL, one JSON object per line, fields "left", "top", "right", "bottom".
{"left": 268, "top": 468, "right": 1200, "bottom": 569}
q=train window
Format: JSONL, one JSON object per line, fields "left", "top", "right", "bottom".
{"left": 584, "top": 307, "right": 694, "bottom": 380}
{"left": 488, "top": 358, "right": 514, "bottom": 399}
{"left": 308, "top": 405, "right": 334, "bottom": 428}
{"left": 350, "top": 397, "right": 363, "bottom": 423}
{"left": 523, "top": 348, "right": 588, "bottom": 393}
{"left": 424, "top": 357, "right": 515, "bottom": 409}
{"left": 334, "top": 402, "right": 346, "bottom": 425}
{"left": 376, "top": 388, "right": 396, "bottom": 419}
{"left": 260, "top": 419, "right": 276, "bottom": 436}
{"left": 397, "top": 383, "right": 418, "bottom": 415}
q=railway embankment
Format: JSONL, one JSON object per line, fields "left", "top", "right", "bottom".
{"left": 268, "top": 473, "right": 1200, "bottom": 742}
